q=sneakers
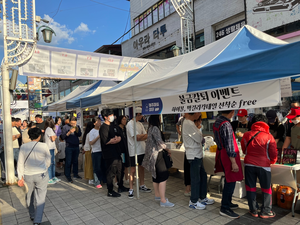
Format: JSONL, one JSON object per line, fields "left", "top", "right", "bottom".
{"left": 260, "top": 211, "right": 276, "bottom": 219}
{"left": 200, "top": 197, "right": 215, "bottom": 205}
{"left": 128, "top": 189, "right": 134, "bottom": 199}
{"left": 160, "top": 199, "right": 175, "bottom": 207}
{"left": 230, "top": 203, "right": 239, "bottom": 210}
{"left": 189, "top": 200, "right": 206, "bottom": 210}
{"left": 219, "top": 208, "right": 240, "bottom": 219}
{"left": 249, "top": 210, "right": 258, "bottom": 218}
{"left": 88, "top": 180, "right": 94, "bottom": 185}
{"left": 139, "top": 185, "right": 152, "bottom": 193}
{"left": 73, "top": 175, "right": 82, "bottom": 179}
{"left": 96, "top": 184, "right": 102, "bottom": 189}
{"left": 48, "top": 179, "right": 56, "bottom": 185}
{"left": 52, "top": 177, "right": 61, "bottom": 182}
{"left": 184, "top": 191, "right": 191, "bottom": 197}
{"left": 66, "top": 177, "right": 73, "bottom": 183}
{"left": 118, "top": 186, "right": 130, "bottom": 193}
{"left": 107, "top": 190, "right": 121, "bottom": 197}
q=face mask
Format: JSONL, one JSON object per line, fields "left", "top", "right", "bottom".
{"left": 292, "top": 119, "right": 299, "bottom": 125}
{"left": 109, "top": 116, "right": 114, "bottom": 123}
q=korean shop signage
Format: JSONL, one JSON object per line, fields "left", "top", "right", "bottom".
{"left": 215, "top": 20, "right": 246, "bottom": 40}
{"left": 133, "top": 24, "right": 167, "bottom": 50}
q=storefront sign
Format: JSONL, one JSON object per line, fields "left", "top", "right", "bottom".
{"left": 19, "top": 45, "right": 155, "bottom": 81}
{"left": 142, "top": 80, "right": 281, "bottom": 114}
{"left": 246, "top": 0, "right": 300, "bottom": 31}
{"left": 215, "top": 20, "right": 246, "bottom": 40}
{"left": 133, "top": 24, "right": 168, "bottom": 50}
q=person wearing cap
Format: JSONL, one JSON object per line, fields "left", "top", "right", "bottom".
{"left": 231, "top": 109, "right": 250, "bottom": 142}
{"left": 282, "top": 108, "right": 300, "bottom": 151}
{"left": 241, "top": 114, "right": 277, "bottom": 219}
{"left": 266, "top": 110, "right": 285, "bottom": 148}
{"left": 126, "top": 108, "right": 151, "bottom": 199}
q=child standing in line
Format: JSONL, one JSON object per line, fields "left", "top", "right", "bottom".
{"left": 57, "top": 136, "right": 66, "bottom": 168}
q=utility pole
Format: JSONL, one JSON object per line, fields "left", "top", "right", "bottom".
{"left": 1, "top": 0, "right": 37, "bottom": 184}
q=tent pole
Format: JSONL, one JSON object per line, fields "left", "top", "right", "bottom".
{"left": 133, "top": 101, "right": 140, "bottom": 199}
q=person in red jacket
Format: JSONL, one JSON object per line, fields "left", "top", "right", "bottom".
{"left": 241, "top": 114, "right": 277, "bottom": 219}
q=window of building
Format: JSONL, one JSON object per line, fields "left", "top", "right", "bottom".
{"left": 164, "top": 0, "right": 170, "bottom": 17}
{"left": 158, "top": 1, "right": 164, "bottom": 21}
{"left": 195, "top": 33, "right": 205, "bottom": 49}
{"left": 65, "top": 89, "right": 71, "bottom": 96}
{"left": 144, "top": 45, "right": 174, "bottom": 59}
{"left": 133, "top": 0, "right": 176, "bottom": 36}
{"left": 153, "top": 4, "right": 158, "bottom": 24}
{"left": 265, "top": 20, "right": 300, "bottom": 37}
{"left": 60, "top": 91, "right": 65, "bottom": 99}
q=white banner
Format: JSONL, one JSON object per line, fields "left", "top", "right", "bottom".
{"left": 280, "top": 78, "right": 293, "bottom": 97}
{"left": 19, "top": 45, "right": 155, "bottom": 81}
{"left": 76, "top": 108, "right": 83, "bottom": 129}
{"left": 246, "top": 0, "right": 300, "bottom": 31}
{"left": 142, "top": 80, "right": 281, "bottom": 114}
{"left": 10, "top": 101, "right": 28, "bottom": 109}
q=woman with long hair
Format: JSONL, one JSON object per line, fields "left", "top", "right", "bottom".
{"left": 44, "top": 118, "right": 58, "bottom": 184}
{"left": 143, "top": 115, "right": 174, "bottom": 207}
{"left": 82, "top": 120, "right": 95, "bottom": 185}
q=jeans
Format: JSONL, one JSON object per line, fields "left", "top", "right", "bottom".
{"left": 92, "top": 152, "right": 104, "bottom": 186}
{"left": 48, "top": 149, "right": 55, "bottom": 180}
{"left": 25, "top": 172, "right": 49, "bottom": 224}
{"left": 245, "top": 166, "right": 272, "bottom": 213}
{"left": 221, "top": 179, "right": 236, "bottom": 210}
{"left": 65, "top": 146, "right": 79, "bottom": 179}
{"left": 188, "top": 157, "right": 207, "bottom": 203}
{"left": 13, "top": 148, "right": 20, "bottom": 175}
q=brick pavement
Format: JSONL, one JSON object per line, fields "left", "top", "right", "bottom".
{"left": 0, "top": 170, "right": 299, "bottom": 225}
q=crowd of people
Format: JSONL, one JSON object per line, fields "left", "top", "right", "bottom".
{"left": 7, "top": 102, "right": 300, "bottom": 224}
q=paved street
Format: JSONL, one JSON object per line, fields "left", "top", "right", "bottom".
{"left": 0, "top": 170, "right": 299, "bottom": 225}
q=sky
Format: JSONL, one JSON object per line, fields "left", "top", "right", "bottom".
{"left": 0, "top": 0, "right": 131, "bottom": 83}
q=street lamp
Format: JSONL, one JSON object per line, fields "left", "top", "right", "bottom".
{"left": 171, "top": 45, "right": 181, "bottom": 57}
{"left": 1, "top": 0, "right": 55, "bottom": 184}
{"left": 37, "top": 25, "right": 56, "bottom": 43}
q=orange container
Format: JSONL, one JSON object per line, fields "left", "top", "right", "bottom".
{"left": 277, "top": 186, "right": 296, "bottom": 209}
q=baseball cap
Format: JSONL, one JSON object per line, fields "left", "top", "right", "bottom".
{"left": 266, "top": 110, "right": 277, "bottom": 123}
{"left": 237, "top": 109, "right": 247, "bottom": 117}
{"left": 286, "top": 108, "right": 300, "bottom": 119}
{"left": 135, "top": 107, "right": 142, "bottom": 114}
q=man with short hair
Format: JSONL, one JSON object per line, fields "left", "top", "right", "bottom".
{"left": 35, "top": 115, "right": 45, "bottom": 142}
{"left": 183, "top": 112, "right": 214, "bottom": 210}
{"left": 99, "top": 109, "right": 123, "bottom": 197}
{"left": 14, "top": 118, "right": 23, "bottom": 147}
{"left": 127, "top": 108, "right": 151, "bottom": 199}
{"left": 61, "top": 117, "right": 82, "bottom": 183}
{"left": 12, "top": 117, "right": 21, "bottom": 172}
{"left": 213, "top": 110, "right": 243, "bottom": 219}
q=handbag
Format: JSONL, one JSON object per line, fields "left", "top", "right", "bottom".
{"left": 162, "top": 150, "right": 173, "bottom": 169}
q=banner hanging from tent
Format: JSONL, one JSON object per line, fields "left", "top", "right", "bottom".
{"left": 142, "top": 80, "right": 281, "bottom": 115}
{"left": 19, "top": 45, "right": 155, "bottom": 81}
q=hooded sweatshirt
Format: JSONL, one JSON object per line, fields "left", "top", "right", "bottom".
{"left": 241, "top": 121, "right": 277, "bottom": 168}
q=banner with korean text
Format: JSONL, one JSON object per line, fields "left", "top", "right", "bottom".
{"left": 142, "top": 80, "right": 281, "bottom": 115}
{"left": 19, "top": 45, "right": 155, "bottom": 81}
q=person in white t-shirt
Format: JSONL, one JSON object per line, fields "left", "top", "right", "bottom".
{"left": 89, "top": 117, "right": 105, "bottom": 189}
{"left": 12, "top": 117, "right": 21, "bottom": 171}
{"left": 44, "top": 118, "right": 58, "bottom": 184}
{"left": 126, "top": 108, "right": 151, "bottom": 199}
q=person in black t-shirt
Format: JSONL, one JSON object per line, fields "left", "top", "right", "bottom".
{"left": 231, "top": 109, "right": 250, "bottom": 142}
{"left": 99, "top": 109, "right": 128, "bottom": 197}
{"left": 266, "top": 110, "right": 285, "bottom": 148}
{"left": 35, "top": 115, "right": 45, "bottom": 142}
